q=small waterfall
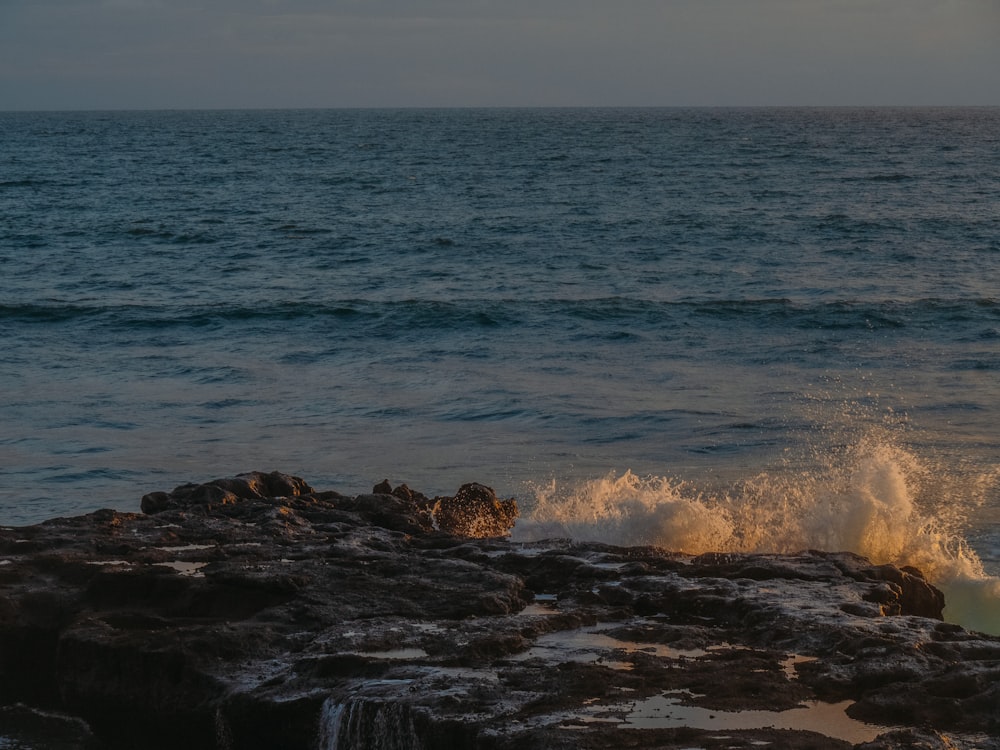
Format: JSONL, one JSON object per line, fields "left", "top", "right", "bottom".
{"left": 318, "top": 697, "right": 420, "bottom": 750}
{"left": 214, "top": 706, "right": 234, "bottom": 750}
{"left": 318, "top": 699, "right": 347, "bottom": 750}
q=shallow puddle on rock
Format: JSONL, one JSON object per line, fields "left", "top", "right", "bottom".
{"left": 780, "top": 653, "right": 817, "bottom": 679}
{"left": 601, "top": 692, "right": 887, "bottom": 745}
{"left": 346, "top": 648, "right": 428, "bottom": 660}
{"left": 518, "top": 594, "right": 559, "bottom": 616}
{"left": 588, "top": 561, "right": 628, "bottom": 571}
{"left": 518, "top": 602, "right": 559, "bottom": 616}
{"left": 519, "top": 604, "right": 557, "bottom": 616}
{"left": 155, "top": 561, "right": 208, "bottom": 577}
{"left": 509, "top": 623, "right": 707, "bottom": 668}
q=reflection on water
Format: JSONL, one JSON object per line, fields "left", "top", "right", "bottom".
{"left": 613, "top": 691, "right": 886, "bottom": 745}
{"left": 344, "top": 648, "right": 429, "bottom": 661}
{"left": 506, "top": 624, "right": 887, "bottom": 744}
{"left": 509, "top": 623, "right": 709, "bottom": 670}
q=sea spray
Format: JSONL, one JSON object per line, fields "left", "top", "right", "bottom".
{"left": 514, "top": 471, "right": 733, "bottom": 552}
{"left": 514, "top": 433, "right": 1000, "bottom": 635}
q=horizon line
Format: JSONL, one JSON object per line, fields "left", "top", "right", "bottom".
{"left": 3, "top": 103, "right": 999, "bottom": 115}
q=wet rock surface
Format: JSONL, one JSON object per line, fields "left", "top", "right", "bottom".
{"left": 1, "top": 472, "right": 997, "bottom": 749}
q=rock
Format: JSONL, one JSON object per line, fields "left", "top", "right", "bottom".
{"left": 433, "top": 482, "right": 519, "bottom": 537}
{"left": 1, "top": 472, "right": 997, "bottom": 750}
{"left": 139, "top": 490, "right": 171, "bottom": 514}
{"left": 141, "top": 470, "right": 314, "bottom": 514}
{"left": 0, "top": 704, "right": 97, "bottom": 750}
{"left": 856, "top": 728, "right": 964, "bottom": 749}
{"left": 843, "top": 559, "right": 945, "bottom": 619}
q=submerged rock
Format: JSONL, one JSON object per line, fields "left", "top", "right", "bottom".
{"left": 0, "top": 472, "right": 997, "bottom": 750}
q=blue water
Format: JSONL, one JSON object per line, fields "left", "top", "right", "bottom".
{"left": 2, "top": 107, "right": 1000, "bottom": 630}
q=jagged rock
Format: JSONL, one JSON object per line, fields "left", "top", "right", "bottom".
{"left": 1, "top": 472, "right": 997, "bottom": 750}
{"left": 141, "top": 470, "right": 314, "bottom": 514}
{"left": 433, "top": 482, "right": 519, "bottom": 537}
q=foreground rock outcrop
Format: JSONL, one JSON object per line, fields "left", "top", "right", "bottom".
{"left": 0, "top": 472, "right": 998, "bottom": 749}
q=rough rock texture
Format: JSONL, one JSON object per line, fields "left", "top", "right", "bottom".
{"left": 432, "top": 482, "right": 519, "bottom": 538}
{"left": 1, "top": 472, "right": 998, "bottom": 750}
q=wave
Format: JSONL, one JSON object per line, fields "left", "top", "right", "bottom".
{"left": 513, "top": 431, "right": 1000, "bottom": 636}
{"left": 2, "top": 296, "right": 997, "bottom": 330}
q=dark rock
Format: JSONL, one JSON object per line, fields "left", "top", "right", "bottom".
{"left": 0, "top": 473, "right": 997, "bottom": 750}
{"left": 0, "top": 704, "right": 98, "bottom": 750}
{"left": 856, "top": 728, "right": 966, "bottom": 749}
{"left": 139, "top": 491, "right": 171, "bottom": 514}
{"left": 875, "top": 565, "right": 946, "bottom": 619}
{"left": 433, "top": 482, "right": 519, "bottom": 537}
{"left": 141, "top": 470, "right": 314, "bottom": 514}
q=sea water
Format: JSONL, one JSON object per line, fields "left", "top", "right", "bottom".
{"left": 2, "top": 107, "right": 999, "bottom": 634}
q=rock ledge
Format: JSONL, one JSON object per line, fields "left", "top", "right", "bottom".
{"left": 1, "top": 472, "right": 997, "bottom": 750}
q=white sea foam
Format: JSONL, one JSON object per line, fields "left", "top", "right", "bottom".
{"left": 514, "top": 431, "right": 1000, "bottom": 636}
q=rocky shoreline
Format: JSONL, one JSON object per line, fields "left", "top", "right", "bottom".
{"left": 1, "top": 471, "right": 998, "bottom": 749}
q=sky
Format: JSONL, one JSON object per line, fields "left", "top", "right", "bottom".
{"left": 1, "top": 0, "right": 998, "bottom": 110}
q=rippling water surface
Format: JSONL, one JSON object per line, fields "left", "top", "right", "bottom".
{"left": 2, "top": 107, "right": 1000, "bottom": 630}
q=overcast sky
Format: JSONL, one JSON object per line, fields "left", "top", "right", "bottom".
{"left": 2, "top": 0, "right": 998, "bottom": 110}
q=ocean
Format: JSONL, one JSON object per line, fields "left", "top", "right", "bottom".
{"left": 2, "top": 107, "right": 999, "bottom": 634}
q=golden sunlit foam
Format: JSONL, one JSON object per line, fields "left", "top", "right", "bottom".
{"left": 514, "top": 428, "right": 1000, "bottom": 636}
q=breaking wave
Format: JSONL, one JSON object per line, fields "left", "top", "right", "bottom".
{"left": 514, "top": 432, "right": 1000, "bottom": 636}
